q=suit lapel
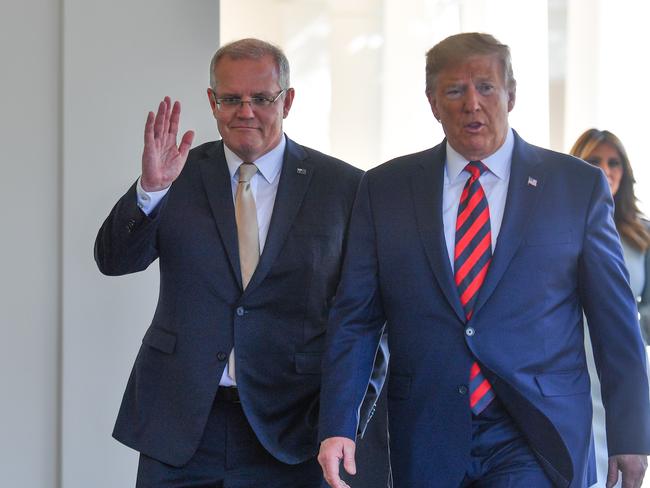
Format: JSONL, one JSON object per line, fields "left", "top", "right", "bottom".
{"left": 244, "top": 137, "right": 312, "bottom": 293}
{"left": 199, "top": 142, "right": 243, "bottom": 288}
{"left": 472, "top": 132, "right": 546, "bottom": 316}
{"left": 412, "top": 143, "right": 466, "bottom": 323}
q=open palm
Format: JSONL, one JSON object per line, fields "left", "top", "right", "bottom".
{"left": 141, "top": 96, "right": 195, "bottom": 191}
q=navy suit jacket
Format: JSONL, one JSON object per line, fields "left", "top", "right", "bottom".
{"left": 95, "top": 137, "right": 372, "bottom": 467}
{"left": 319, "top": 132, "right": 650, "bottom": 487}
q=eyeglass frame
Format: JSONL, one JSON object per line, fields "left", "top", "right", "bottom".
{"left": 211, "top": 89, "right": 288, "bottom": 112}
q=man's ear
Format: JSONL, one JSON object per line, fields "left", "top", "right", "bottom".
{"left": 427, "top": 90, "right": 440, "bottom": 121}
{"left": 282, "top": 88, "right": 295, "bottom": 118}
{"left": 207, "top": 88, "right": 218, "bottom": 116}
{"left": 507, "top": 81, "right": 517, "bottom": 112}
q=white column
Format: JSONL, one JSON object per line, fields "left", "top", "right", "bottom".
{"left": 380, "top": 0, "right": 449, "bottom": 162}
{"left": 0, "top": 0, "right": 61, "bottom": 486}
{"left": 61, "top": 1, "right": 218, "bottom": 487}
{"left": 564, "top": 0, "right": 600, "bottom": 147}
{"left": 565, "top": 0, "right": 649, "bottom": 214}
{"left": 326, "top": 0, "right": 383, "bottom": 168}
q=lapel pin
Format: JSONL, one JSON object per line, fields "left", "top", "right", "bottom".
{"left": 527, "top": 176, "right": 537, "bottom": 187}
{"left": 296, "top": 168, "right": 307, "bottom": 175}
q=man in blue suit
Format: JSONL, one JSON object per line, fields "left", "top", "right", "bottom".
{"left": 318, "top": 32, "right": 650, "bottom": 487}
{"left": 95, "top": 38, "right": 388, "bottom": 487}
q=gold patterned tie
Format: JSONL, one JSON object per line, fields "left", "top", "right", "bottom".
{"left": 229, "top": 162, "right": 259, "bottom": 382}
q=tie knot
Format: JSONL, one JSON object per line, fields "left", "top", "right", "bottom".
{"left": 466, "top": 160, "right": 489, "bottom": 179}
{"left": 238, "top": 163, "right": 257, "bottom": 183}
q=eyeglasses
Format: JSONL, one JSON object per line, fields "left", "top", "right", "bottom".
{"left": 586, "top": 158, "right": 621, "bottom": 169}
{"left": 213, "top": 89, "right": 287, "bottom": 112}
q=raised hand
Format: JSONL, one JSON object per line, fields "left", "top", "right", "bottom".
{"left": 141, "top": 96, "right": 195, "bottom": 191}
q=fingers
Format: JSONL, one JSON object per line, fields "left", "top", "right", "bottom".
{"left": 318, "top": 444, "right": 343, "bottom": 487}
{"left": 169, "top": 100, "right": 181, "bottom": 138}
{"left": 151, "top": 98, "right": 183, "bottom": 146}
{"left": 144, "top": 111, "right": 155, "bottom": 145}
{"left": 162, "top": 96, "right": 172, "bottom": 137}
{"left": 322, "top": 454, "right": 346, "bottom": 488}
{"left": 610, "top": 454, "right": 647, "bottom": 488}
{"left": 153, "top": 99, "right": 167, "bottom": 140}
{"left": 606, "top": 457, "right": 619, "bottom": 488}
{"left": 142, "top": 97, "right": 193, "bottom": 190}
{"left": 318, "top": 437, "right": 355, "bottom": 488}
{"left": 178, "top": 130, "right": 195, "bottom": 161}
{"left": 621, "top": 468, "right": 646, "bottom": 488}
{"left": 149, "top": 97, "right": 191, "bottom": 150}
{"left": 152, "top": 97, "right": 174, "bottom": 140}
{"left": 342, "top": 441, "right": 357, "bottom": 476}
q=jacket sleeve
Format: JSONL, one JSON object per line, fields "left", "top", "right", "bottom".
{"left": 639, "top": 221, "right": 650, "bottom": 343}
{"left": 579, "top": 170, "right": 650, "bottom": 455}
{"left": 319, "top": 174, "right": 387, "bottom": 442}
{"left": 94, "top": 181, "right": 165, "bottom": 276}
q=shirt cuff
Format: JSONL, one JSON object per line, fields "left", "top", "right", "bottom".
{"left": 136, "top": 177, "right": 170, "bottom": 216}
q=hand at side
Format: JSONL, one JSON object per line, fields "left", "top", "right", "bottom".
{"left": 607, "top": 454, "right": 647, "bottom": 488}
{"left": 318, "top": 437, "right": 357, "bottom": 488}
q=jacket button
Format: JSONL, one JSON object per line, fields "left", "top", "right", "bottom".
{"left": 236, "top": 306, "right": 245, "bottom": 316}
{"left": 217, "top": 352, "right": 227, "bottom": 361}
{"left": 126, "top": 219, "right": 136, "bottom": 232}
{"left": 458, "top": 385, "right": 468, "bottom": 395}
{"left": 465, "top": 327, "right": 475, "bottom": 337}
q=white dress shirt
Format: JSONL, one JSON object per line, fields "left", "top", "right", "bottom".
{"left": 136, "top": 135, "right": 286, "bottom": 386}
{"left": 442, "top": 128, "right": 514, "bottom": 267}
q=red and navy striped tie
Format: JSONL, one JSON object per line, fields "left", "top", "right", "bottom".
{"left": 454, "top": 160, "right": 495, "bottom": 415}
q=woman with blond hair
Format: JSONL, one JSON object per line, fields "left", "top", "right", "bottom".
{"left": 571, "top": 128, "right": 650, "bottom": 487}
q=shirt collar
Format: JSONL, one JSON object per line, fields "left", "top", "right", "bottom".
{"left": 224, "top": 134, "right": 286, "bottom": 184}
{"left": 445, "top": 127, "right": 514, "bottom": 182}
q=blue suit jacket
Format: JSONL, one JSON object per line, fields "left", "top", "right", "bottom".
{"left": 319, "top": 132, "right": 650, "bottom": 487}
{"left": 95, "top": 137, "right": 371, "bottom": 467}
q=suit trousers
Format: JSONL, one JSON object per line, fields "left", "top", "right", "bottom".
{"left": 459, "top": 399, "right": 554, "bottom": 487}
{"left": 136, "top": 391, "right": 324, "bottom": 488}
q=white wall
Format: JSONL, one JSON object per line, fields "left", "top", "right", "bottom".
{"left": 61, "top": 1, "right": 218, "bottom": 486}
{"left": 0, "top": 0, "right": 61, "bottom": 486}
{"left": 1, "top": 1, "right": 218, "bottom": 487}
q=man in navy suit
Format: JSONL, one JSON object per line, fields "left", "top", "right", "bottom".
{"left": 96, "top": 38, "right": 388, "bottom": 487}
{"left": 318, "top": 32, "right": 650, "bottom": 488}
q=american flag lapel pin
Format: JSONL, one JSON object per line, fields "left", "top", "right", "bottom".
{"left": 527, "top": 176, "right": 537, "bottom": 187}
{"left": 297, "top": 168, "right": 307, "bottom": 175}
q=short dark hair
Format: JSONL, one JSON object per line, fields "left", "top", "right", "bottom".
{"left": 210, "top": 38, "right": 290, "bottom": 91}
{"left": 425, "top": 32, "right": 515, "bottom": 94}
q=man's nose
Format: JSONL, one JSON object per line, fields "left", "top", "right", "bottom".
{"left": 463, "top": 87, "right": 480, "bottom": 112}
{"left": 235, "top": 100, "right": 255, "bottom": 118}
